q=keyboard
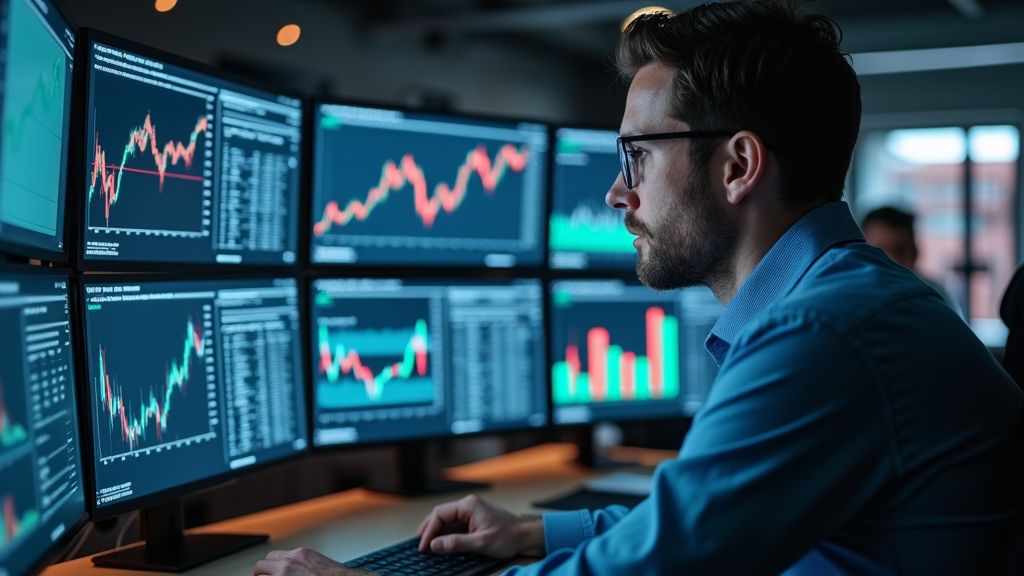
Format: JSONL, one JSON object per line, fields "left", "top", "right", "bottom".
{"left": 343, "top": 536, "right": 502, "bottom": 576}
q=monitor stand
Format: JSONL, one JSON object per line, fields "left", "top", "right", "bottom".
{"left": 369, "top": 440, "right": 489, "bottom": 497}
{"left": 566, "top": 425, "right": 638, "bottom": 469}
{"left": 91, "top": 499, "right": 267, "bottom": 573}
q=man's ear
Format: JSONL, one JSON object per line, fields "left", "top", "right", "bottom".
{"left": 720, "top": 131, "right": 767, "bottom": 206}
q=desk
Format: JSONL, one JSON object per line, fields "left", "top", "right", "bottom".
{"left": 41, "top": 444, "right": 672, "bottom": 576}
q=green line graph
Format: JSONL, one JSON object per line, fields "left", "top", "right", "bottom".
{"left": 0, "top": 0, "right": 68, "bottom": 237}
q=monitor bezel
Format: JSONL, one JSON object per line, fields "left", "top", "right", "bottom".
{"left": 0, "top": 262, "right": 90, "bottom": 576}
{"left": 70, "top": 28, "right": 307, "bottom": 274}
{"left": 305, "top": 97, "right": 552, "bottom": 273}
{"left": 546, "top": 277, "right": 696, "bottom": 427}
{"left": 73, "top": 272, "right": 311, "bottom": 522}
{"left": 0, "top": 0, "right": 79, "bottom": 265}
{"left": 305, "top": 271, "right": 551, "bottom": 452}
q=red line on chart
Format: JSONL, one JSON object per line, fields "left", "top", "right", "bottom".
{"left": 90, "top": 162, "right": 206, "bottom": 181}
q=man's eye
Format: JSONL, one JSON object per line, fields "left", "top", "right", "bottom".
{"left": 627, "top": 149, "right": 645, "bottom": 160}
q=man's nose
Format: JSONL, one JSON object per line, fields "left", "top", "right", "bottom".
{"left": 606, "top": 172, "right": 637, "bottom": 211}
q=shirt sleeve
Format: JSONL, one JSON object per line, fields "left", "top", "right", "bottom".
{"left": 504, "top": 313, "right": 896, "bottom": 576}
{"left": 541, "top": 506, "right": 631, "bottom": 553}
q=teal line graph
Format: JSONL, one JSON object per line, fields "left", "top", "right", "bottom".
{"left": 0, "top": 0, "right": 68, "bottom": 237}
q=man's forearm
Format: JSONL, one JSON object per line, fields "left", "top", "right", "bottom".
{"left": 515, "top": 515, "right": 546, "bottom": 557}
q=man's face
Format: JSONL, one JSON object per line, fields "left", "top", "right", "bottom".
{"left": 863, "top": 222, "right": 917, "bottom": 270}
{"left": 606, "top": 63, "right": 736, "bottom": 291}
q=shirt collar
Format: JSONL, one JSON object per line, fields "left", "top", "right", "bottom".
{"left": 705, "top": 201, "right": 865, "bottom": 365}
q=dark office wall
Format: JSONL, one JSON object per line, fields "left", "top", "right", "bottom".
{"left": 58, "top": 0, "right": 626, "bottom": 125}
{"left": 859, "top": 66, "right": 1024, "bottom": 115}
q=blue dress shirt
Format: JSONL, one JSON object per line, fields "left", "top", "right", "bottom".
{"left": 509, "top": 202, "right": 1022, "bottom": 576}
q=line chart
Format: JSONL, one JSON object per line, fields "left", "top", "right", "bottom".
{"left": 88, "top": 113, "right": 208, "bottom": 228}
{"left": 3, "top": 55, "right": 64, "bottom": 154}
{"left": 96, "top": 317, "right": 205, "bottom": 455}
{"left": 313, "top": 143, "right": 530, "bottom": 236}
{"left": 317, "top": 320, "right": 429, "bottom": 402}
{"left": 0, "top": 0, "right": 72, "bottom": 241}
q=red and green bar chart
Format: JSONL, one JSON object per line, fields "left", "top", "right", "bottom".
{"left": 553, "top": 306, "right": 680, "bottom": 405}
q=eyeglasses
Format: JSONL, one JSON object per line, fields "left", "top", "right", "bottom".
{"left": 617, "top": 130, "right": 735, "bottom": 189}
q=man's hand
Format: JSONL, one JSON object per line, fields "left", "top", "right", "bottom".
{"left": 253, "top": 548, "right": 368, "bottom": 576}
{"left": 416, "top": 494, "right": 545, "bottom": 558}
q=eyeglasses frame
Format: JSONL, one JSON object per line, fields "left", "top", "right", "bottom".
{"left": 616, "top": 130, "right": 736, "bottom": 189}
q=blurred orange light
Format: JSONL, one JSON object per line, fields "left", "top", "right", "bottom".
{"left": 154, "top": 0, "right": 177, "bottom": 12}
{"left": 621, "top": 6, "right": 671, "bottom": 32}
{"left": 277, "top": 24, "right": 301, "bottom": 47}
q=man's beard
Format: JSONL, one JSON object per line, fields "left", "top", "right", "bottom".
{"left": 625, "top": 164, "right": 736, "bottom": 291}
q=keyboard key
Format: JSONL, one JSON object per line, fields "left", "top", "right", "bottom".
{"left": 344, "top": 536, "right": 501, "bottom": 576}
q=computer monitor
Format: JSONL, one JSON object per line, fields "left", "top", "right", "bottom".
{"left": 309, "top": 103, "right": 549, "bottom": 268}
{"left": 79, "top": 30, "right": 303, "bottom": 269}
{"left": 549, "top": 279, "right": 724, "bottom": 425}
{"left": 0, "top": 0, "right": 75, "bottom": 262}
{"left": 79, "top": 276, "right": 308, "bottom": 571}
{"left": 0, "top": 267, "right": 87, "bottom": 576}
{"left": 548, "top": 128, "right": 635, "bottom": 271}
{"left": 310, "top": 277, "right": 548, "bottom": 448}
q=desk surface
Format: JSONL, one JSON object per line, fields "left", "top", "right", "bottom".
{"left": 41, "top": 444, "right": 672, "bottom": 576}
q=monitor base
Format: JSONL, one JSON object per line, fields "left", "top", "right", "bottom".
{"left": 367, "top": 440, "right": 490, "bottom": 497}
{"left": 91, "top": 533, "right": 268, "bottom": 573}
{"left": 92, "top": 499, "right": 267, "bottom": 572}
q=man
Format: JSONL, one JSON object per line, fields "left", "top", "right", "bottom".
{"left": 254, "top": 1, "right": 1022, "bottom": 574}
{"left": 861, "top": 205, "right": 963, "bottom": 317}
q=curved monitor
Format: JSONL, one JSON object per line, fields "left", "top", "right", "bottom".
{"left": 309, "top": 104, "right": 549, "bottom": 269}
{"left": 80, "top": 276, "right": 308, "bottom": 520}
{"left": 78, "top": 30, "right": 303, "bottom": 269}
{"left": 549, "top": 279, "right": 724, "bottom": 425}
{"left": 0, "top": 268, "right": 87, "bottom": 576}
{"left": 310, "top": 277, "right": 548, "bottom": 447}
{"left": 0, "top": 0, "right": 75, "bottom": 262}
{"left": 548, "top": 128, "right": 637, "bottom": 271}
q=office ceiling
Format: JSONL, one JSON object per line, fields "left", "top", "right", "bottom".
{"left": 336, "top": 0, "right": 1024, "bottom": 63}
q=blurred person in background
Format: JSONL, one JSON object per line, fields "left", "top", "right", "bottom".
{"left": 861, "top": 206, "right": 963, "bottom": 318}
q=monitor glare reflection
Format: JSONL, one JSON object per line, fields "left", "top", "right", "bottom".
{"left": 310, "top": 104, "right": 548, "bottom": 268}
{"left": 82, "top": 39, "right": 303, "bottom": 266}
{"left": 0, "top": 0, "right": 75, "bottom": 259}
{"left": 311, "top": 278, "right": 548, "bottom": 447}
{"left": 549, "top": 280, "right": 724, "bottom": 425}
{"left": 0, "top": 272, "right": 86, "bottom": 576}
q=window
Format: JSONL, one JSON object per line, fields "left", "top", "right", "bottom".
{"left": 852, "top": 124, "right": 1019, "bottom": 347}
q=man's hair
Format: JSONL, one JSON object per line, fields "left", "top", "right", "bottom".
{"left": 862, "top": 206, "right": 916, "bottom": 234}
{"left": 617, "top": 0, "right": 861, "bottom": 210}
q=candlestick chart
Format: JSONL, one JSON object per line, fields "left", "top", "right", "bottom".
{"left": 0, "top": 0, "right": 71, "bottom": 243}
{"left": 552, "top": 303, "right": 680, "bottom": 405}
{"left": 86, "top": 65, "right": 211, "bottom": 235}
{"left": 89, "top": 306, "right": 213, "bottom": 461}
{"left": 314, "top": 296, "right": 436, "bottom": 410}
{"left": 0, "top": 489, "right": 39, "bottom": 550}
{"left": 88, "top": 114, "right": 208, "bottom": 228}
{"left": 0, "top": 450, "right": 40, "bottom": 552}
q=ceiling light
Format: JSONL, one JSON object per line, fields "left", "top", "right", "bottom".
{"left": 621, "top": 6, "right": 671, "bottom": 32}
{"left": 277, "top": 24, "right": 301, "bottom": 47}
{"left": 154, "top": 0, "right": 177, "bottom": 12}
